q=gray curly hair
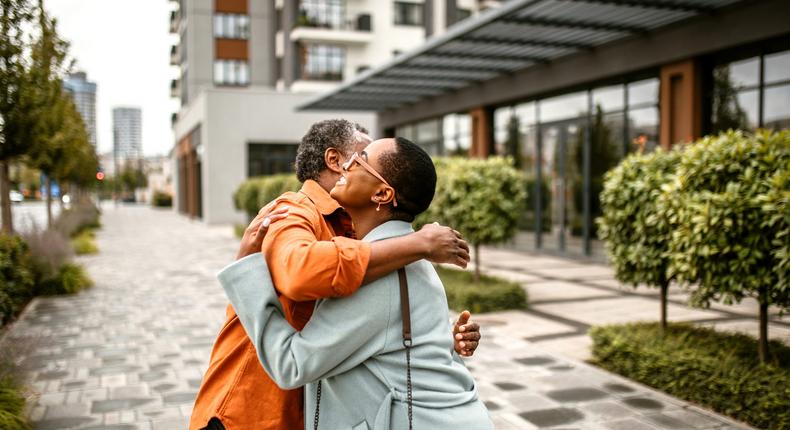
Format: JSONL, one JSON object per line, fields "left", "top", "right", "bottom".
{"left": 295, "top": 119, "right": 370, "bottom": 183}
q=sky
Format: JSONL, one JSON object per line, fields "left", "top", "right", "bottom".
{"left": 45, "top": 0, "right": 179, "bottom": 157}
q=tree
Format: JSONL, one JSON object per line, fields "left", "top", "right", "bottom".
{"left": 27, "top": 0, "right": 70, "bottom": 227}
{"left": 663, "top": 130, "right": 790, "bottom": 363}
{"left": 0, "top": 0, "right": 35, "bottom": 233}
{"left": 711, "top": 66, "right": 750, "bottom": 133}
{"left": 597, "top": 148, "right": 682, "bottom": 329}
{"left": 418, "top": 157, "right": 526, "bottom": 282}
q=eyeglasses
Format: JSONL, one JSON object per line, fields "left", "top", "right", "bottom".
{"left": 343, "top": 152, "right": 398, "bottom": 207}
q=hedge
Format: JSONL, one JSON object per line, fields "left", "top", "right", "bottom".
{"left": 590, "top": 322, "right": 790, "bottom": 430}
{"left": 436, "top": 266, "right": 527, "bottom": 313}
{"left": 152, "top": 191, "right": 173, "bottom": 208}
{"left": 0, "top": 235, "right": 36, "bottom": 326}
{"left": 234, "top": 174, "right": 301, "bottom": 218}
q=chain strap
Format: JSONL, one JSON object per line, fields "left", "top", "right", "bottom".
{"left": 313, "top": 380, "right": 322, "bottom": 430}
{"left": 314, "top": 268, "right": 414, "bottom": 429}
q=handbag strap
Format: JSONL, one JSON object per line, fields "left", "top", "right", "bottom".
{"left": 314, "top": 268, "right": 414, "bottom": 430}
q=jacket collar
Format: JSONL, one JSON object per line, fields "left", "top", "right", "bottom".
{"left": 299, "top": 180, "right": 342, "bottom": 216}
{"left": 362, "top": 221, "right": 414, "bottom": 243}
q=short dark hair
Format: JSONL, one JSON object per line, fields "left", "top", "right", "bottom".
{"left": 294, "top": 120, "right": 370, "bottom": 183}
{"left": 378, "top": 137, "right": 436, "bottom": 222}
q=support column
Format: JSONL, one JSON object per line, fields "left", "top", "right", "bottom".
{"left": 660, "top": 59, "right": 703, "bottom": 148}
{"left": 469, "top": 107, "right": 493, "bottom": 159}
{"left": 282, "top": 0, "right": 300, "bottom": 87}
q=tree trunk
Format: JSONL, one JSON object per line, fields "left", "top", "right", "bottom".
{"left": 45, "top": 176, "right": 52, "bottom": 229}
{"left": 473, "top": 243, "right": 481, "bottom": 283}
{"left": 0, "top": 161, "right": 13, "bottom": 234}
{"left": 660, "top": 279, "right": 669, "bottom": 331}
{"left": 759, "top": 299, "right": 769, "bottom": 364}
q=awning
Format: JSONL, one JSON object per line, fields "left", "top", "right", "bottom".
{"left": 299, "top": 0, "right": 743, "bottom": 112}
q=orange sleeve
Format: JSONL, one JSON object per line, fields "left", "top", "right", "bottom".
{"left": 262, "top": 199, "right": 371, "bottom": 302}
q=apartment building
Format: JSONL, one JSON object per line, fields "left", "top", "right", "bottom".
{"left": 64, "top": 71, "right": 98, "bottom": 148}
{"left": 170, "top": 0, "right": 488, "bottom": 223}
{"left": 113, "top": 107, "right": 143, "bottom": 163}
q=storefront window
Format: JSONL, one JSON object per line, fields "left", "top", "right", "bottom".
{"left": 443, "top": 114, "right": 471, "bottom": 156}
{"left": 712, "top": 48, "right": 790, "bottom": 133}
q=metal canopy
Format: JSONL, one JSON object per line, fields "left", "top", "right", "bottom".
{"left": 299, "top": 0, "right": 743, "bottom": 112}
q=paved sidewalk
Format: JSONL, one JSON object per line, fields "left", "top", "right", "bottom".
{"left": 2, "top": 205, "right": 766, "bottom": 429}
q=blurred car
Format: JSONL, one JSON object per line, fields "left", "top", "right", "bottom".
{"left": 9, "top": 190, "right": 23, "bottom": 203}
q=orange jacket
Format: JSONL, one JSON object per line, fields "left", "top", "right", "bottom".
{"left": 189, "top": 180, "right": 371, "bottom": 430}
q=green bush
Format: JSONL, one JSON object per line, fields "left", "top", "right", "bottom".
{"left": 36, "top": 263, "right": 92, "bottom": 296}
{"left": 590, "top": 323, "right": 790, "bottom": 430}
{"left": 0, "top": 380, "right": 28, "bottom": 430}
{"left": 234, "top": 174, "right": 301, "bottom": 219}
{"left": 417, "top": 157, "right": 526, "bottom": 281}
{"left": 436, "top": 266, "right": 527, "bottom": 313}
{"left": 0, "top": 235, "right": 36, "bottom": 326}
{"left": 152, "top": 191, "right": 173, "bottom": 207}
{"left": 71, "top": 230, "right": 98, "bottom": 255}
{"left": 660, "top": 130, "right": 790, "bottom": 361}
{"left": 597, "top": 148, "right": 682, "bottom": 327}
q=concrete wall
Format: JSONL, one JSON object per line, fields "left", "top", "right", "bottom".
{"left": 184, "top": 0, "right": 214, "bottom": 104}
{"left": 199, "top": 88, "right": 377, "bottom": 224}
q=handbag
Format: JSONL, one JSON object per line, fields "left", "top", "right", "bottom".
{"left": 313, "top": 267, "right": 414, "bottom": 430}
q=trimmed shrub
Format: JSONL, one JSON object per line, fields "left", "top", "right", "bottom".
{"left": 152, "top": 191, "right": 173, "bottom": 208}
{"left": 36, "top": 263, "right": 93, "bottom": 296}
{"left": 436, "top": 266, "right": 527, "bottom": 313}
{"left": 590, "top": 322, "right": 790, "bottom": 430}
{"left": 0, "top": 235, "right": 36, "bottom": 326}
{"left": 234, "top": 174, "right": 301, "bottom": 219}
{"left": 22, "top": 227, "right": 72, "bottom": 282}
{"left": 417, "top": 157, "right": 526, "bottom": 281}
{"left": 660, "top": 130, "right": 790, "bottom": 362}
{"left": 597, "top": 148, "right": 682, "bottom": 328}
{"left": 71, "top": 230, "right": 98, "bottom": 255}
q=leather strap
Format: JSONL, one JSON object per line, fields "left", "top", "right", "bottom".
{"left": 398, "top": 268, "right": 412, "bottom": 346}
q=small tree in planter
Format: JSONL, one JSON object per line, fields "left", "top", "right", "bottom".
{"left": 663, "top": 130, "right": 790, "bottom": 363}
{"left": 419, "top": 157, "right": 525, "bottom": 282}
{"left": 597, "top": 147, "right": 682, "bottom": 329}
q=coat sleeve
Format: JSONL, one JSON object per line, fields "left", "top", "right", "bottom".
{"left": 218, "top": 253, "right": 392, "bottom": 390}
{"left": 262, "top": 199, "right": 371, "bottom": 301}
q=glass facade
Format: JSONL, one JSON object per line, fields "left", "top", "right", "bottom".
{"left": 302, "top": 44, "right": 345, "bottom": 81}
{"left": 396, "top": 114, "right": 470, "bottom": 157}
{"left": 711, "top": 48, "right": 790, "bottom": 132}
{"left": 248, "top": 144, "right": 298, "bottom": 177}
{"left": 213, "top": 14, "right": 250, "bottom": 39}
{"left": 213, "top": 60, "right": 250, "bottom": 86}
{"left": 393, "top": 1, "right": 423, "bottom": 26}
{"left": 494, "top": 77, "right": 659, "bottom": 256}
{"left": 299, "top": 0, "right": 345, "bottom": 29}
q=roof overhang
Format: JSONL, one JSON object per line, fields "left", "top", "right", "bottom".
{"left": 298, "top": 0, "right": 744, "bottom": 113}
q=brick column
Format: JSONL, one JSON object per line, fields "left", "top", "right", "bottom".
{"left": 660, "top": 59, "right": 703, "bottom": 148}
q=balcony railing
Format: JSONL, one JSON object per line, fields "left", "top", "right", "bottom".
{"left": 295, "top": 12, "right": 371, "bottom": 32}
{"left": 170, "top": 79, "right": 180, "bottom": 98}
{"left": 170, "top": 45, "right": 179, "bottom": 66}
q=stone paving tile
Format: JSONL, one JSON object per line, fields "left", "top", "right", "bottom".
{"left": 2, "top": 206, "right": 760, "bottom": 430}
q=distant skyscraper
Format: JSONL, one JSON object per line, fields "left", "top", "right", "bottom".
{"left": 63, "top": 71, "right": 97, "bottom": 148}
{"left": 112, "top": 107, "right": 142, "bottom": 162}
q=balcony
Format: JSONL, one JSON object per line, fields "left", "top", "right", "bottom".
{"left": 290, "top": 13, "right": 373, "bottom": 45}
{"left": 170, "top": 44, "right": 180, "bottom": 66}
{"left": 169, "top": 10, "right": 180, "bottom": 34}
{"left": 170, "top": 78, "right": 180, "bottom": 99}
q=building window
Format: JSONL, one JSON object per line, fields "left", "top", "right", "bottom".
{"left": 214, "top": 60, "right": 250, "bottom": 86}
{"left": 302, "top": 44, "right": 344, "bottom": 81}
{"left": 394, "top": 1, "right": 423, "bottom": 26}
{"left": 711, "top": 48, "right": 790, "bottom": 133}
{"left": 213, "top": 13, "right": 250, "bottom": 39}
{"left": 298, "top": 0, "right": 345, "bottom": 29}
{"left": 457, "top": 8, "right": 472, "bottom": 21}
{"left": 248, "top": 143, "right": 298, "bottom": 177}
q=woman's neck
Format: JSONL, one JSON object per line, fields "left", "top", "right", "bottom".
{"left": 347, "top": 207, "right": 391, "bottom": 239}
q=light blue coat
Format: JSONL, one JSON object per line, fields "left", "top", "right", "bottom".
{"left": 219, "top": 221, "right": 493, "bottom": 430}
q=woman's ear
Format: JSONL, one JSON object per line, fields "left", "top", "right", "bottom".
{"left": 372, "top": 186, "right": 396, "bottom": 206}
{"left": 324, "top": 148, "right": 343, "bottom": 174}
